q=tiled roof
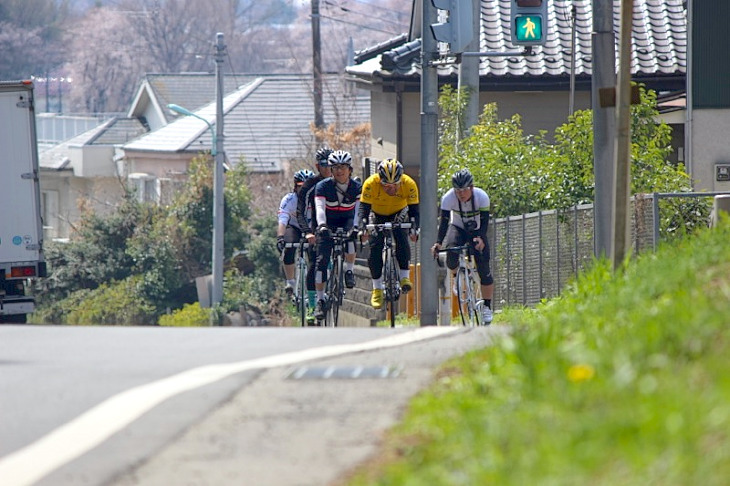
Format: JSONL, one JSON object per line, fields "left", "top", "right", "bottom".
{"left": 131, "top": 73, "right": 252, "bottom": 124}
{"left": 123, "top": 74, "right": 370, "bottom": 172}
{"left": 88, "top": 118, "right": 147, "bottom": 145}
{"left": 348, "top": 0, "right": 686, "bottom": 81}
{"left": 39, "top": 117, "right": 147, "bottom": 170}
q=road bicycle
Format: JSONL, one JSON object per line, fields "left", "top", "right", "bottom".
{"left": 320, "top": 227, "right": 349, "bottom": 327}
{"left": 437, "top": 244, "right": 482, "bottom": 327}
{"left": 284, "top": 239, "right": 310, "bottom": 327}
{"left": 365, "top": 221, "right": 412, "bottom": 328}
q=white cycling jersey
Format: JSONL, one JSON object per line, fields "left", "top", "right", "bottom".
{"left": 439, "top": 187, "right": 490, "bottom": 231}
{"left": 278, "top": 192, "right": 301, "bottom": 229}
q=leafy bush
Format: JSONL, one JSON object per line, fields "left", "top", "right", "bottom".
{"left": 37, "top": 193, "right": 145, "bottom": 303}
{"left": 158, "top": 302, "right": 212, "bottom": 327}
{"left": 35, "top": 156, "right": 259, "bottom": 324}
{"left": 63, "top": 276, "right": 157, "bottom": 325}
{"left": 437, "top": 84, "right": 697, "bottom": 227}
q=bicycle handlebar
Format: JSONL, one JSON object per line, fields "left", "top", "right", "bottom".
{"left": 365, "top": 222, "right": 412, "bottom": 232}
{"left": 435, "top": 244, "right": 471, "bottom": 253}
{"left": 283, "top": 241, "right": 310, "bottom": 249}
{"left": 434, "top": 244, "right": 473, "bottom": 267}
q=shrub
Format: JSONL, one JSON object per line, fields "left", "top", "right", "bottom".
{"left": 158, "top": 302, "right": 212, "bottom": 327}
{"left": 65, "top": 276, "right": 157, "bottom": 325}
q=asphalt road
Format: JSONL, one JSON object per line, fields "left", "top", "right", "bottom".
{"left": 109, "top": 326, "right": 500, "bottom": 486}
{"left": 0, "top": 325, "right": 502, "bottom": 486}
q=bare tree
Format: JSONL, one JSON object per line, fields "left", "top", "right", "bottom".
{"left": 63, "top": 7, "right": 144, "bottom": 112}
{"left": 0, "top": 0, "right": 69, "bottom": 79}
{"left": 118, "top": 0, "right": 241, "bottom": 73}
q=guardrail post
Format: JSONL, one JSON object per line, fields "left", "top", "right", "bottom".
{"left": 711, "top": 195, "right": 730, "bottom": 227}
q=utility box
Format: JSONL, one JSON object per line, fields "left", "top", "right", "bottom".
{"left": 714, "top": 163, "right": 730, "bottom": 191}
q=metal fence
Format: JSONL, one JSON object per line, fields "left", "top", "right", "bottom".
{"left": 487, "top": 192, "right": 730, "bottom": 310}
{"left": 349, "top": 166, "right": 729, "bottom": 316}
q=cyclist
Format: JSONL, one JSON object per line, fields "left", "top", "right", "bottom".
{"left": 313, "top": 150, "right": 362, "bottom": 320}
{"left": 358, "top": 158, "right": 419, "bottom": 309}
{"left": 277, "top": 169, "right": 315, "bottom": 298}
{"left": 296, "top": 147, "right": 333, "bottom": 319}
{"left": 430, "top": 168, "right": 494, "bottom": 324}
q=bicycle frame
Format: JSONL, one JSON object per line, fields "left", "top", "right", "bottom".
{"left": 284, "top": 240, "right": 309, "bottom": 327}
{"left": 438, "top": 245, "right": 482, "bottom": 327}
{"left": 323, "top": 228, "right": 349, "bottom": 327}
{"left": 366, "top": 221, "right": 412, "bottom": 328}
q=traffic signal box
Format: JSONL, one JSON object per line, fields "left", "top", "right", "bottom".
{"left": 431, "top": 0, "right": 474, "bottom": 54}
{"left": 511, "top": 0, "right": 548, "bottom": 46}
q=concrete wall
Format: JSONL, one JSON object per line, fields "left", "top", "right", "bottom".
{"left": 40, "top": 172, "right": 125, "bottom": 240}
{"left": 689, "top": 108, "right": 730, "bottom": 192}
{"left": 369, "top": 89, "right": 593, "bottom": 185}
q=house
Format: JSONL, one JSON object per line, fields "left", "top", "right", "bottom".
{"left": 121, "top": 73, "right": 370, "bottom": 201}
{"left": 39, "top": 117, "right": 147, "bottom": 240}
{"left": 126, "top": 73, "right": 250, "bottom": 133}
{"left": 38, "top": 73, "right": 371, "bottom": 238}
{"left": 346, "top": 0, "right": 686, "bottom": 178}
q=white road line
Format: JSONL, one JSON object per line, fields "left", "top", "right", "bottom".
{"left": 0, "top": 326, "right": 458, "bottom": 486}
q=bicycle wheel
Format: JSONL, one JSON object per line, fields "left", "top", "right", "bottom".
{"left": 468, "top": 262, "right": 482, "bottom": 326}
{"left": 384, "top": 250, "right": 400, "bottom": 328}
{"left": 326, "top": 257, "right": 341, "bottom": 327}
{"left": 455, "top": 267, "right": 468, "bottom": 326}
{"left": 466, "top": 281, "right": 480, "bottom": 327}
{"left": 297, "top": 256, "right": 307, "bottom": 327}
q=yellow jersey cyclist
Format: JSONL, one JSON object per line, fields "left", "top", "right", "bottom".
{"left": 358, "top": 158, "right": 420, "bottom": 309}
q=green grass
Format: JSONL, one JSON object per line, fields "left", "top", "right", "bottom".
{"left": 374, "top": 314, "right": 421, "bottom": 327}
{"left": 345, "top": 220, "right": 730, "bottom": 485}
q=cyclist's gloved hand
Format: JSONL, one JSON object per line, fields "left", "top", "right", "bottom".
{"left": 276, "top": 236, "right": 286, "bottom": 253}
{"left": 409, "top": 217, "right": 419, "bottom": 234}
{"left": 316, "top": 224, "right": 331, "bottom": 238}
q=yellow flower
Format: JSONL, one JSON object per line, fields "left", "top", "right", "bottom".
{"left": 568, "top": 364, "right": 595, "bottom": 383}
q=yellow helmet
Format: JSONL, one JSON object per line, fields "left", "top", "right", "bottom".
{"left": 378, "top": 158, "right": 403, "bottom": 184}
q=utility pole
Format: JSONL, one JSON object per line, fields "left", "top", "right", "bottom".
{"left": 591, "top": 0, "right": 616, "bottom": 259}
{"left": 569, "top": 4, "right": 576, "bottom": 116}
{"left": 420, "top": 0, "right": 439, "bottom": 326}
{"left": 611, "top": 0, "right": 633, "bottom": 269}
{"left": 459, "top": 0, "right": 480, "bottom": 133}
{"left": 212, "top": 33, "right": 226, "bottom": 308}
{"left": 312, "top": 0, "right": 325, "bottom": 129}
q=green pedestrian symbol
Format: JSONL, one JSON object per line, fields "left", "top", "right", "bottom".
{"left": 515, "top": 15, "right": 543, "bottom": 43}
{"left": 523, "top": 17, "right": 536, "bottom": 38}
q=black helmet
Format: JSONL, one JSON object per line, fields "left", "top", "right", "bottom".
{"left": 294, "top": 169, "right": 315, "bottom": 183}
{"left": 327, "top": 150, "right": 352, "bottom": 166}
{"left": 452, "top": 168, "right": 474, "bottom": 189}
{"left": 315, "top": 147, "right": 333, "bottom": 166}
{"left": 378, "top": 158, "right": 403, "bottom": 184}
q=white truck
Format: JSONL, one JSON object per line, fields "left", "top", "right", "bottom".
{"left": 0, "top": 81, "right": 46, "bottom": 323}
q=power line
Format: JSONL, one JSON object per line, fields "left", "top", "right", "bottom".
{"left": 322, "top": 0, "right": 408, "bottom": 30}
{"left": 318, "top": 13, "right": 402, "bottom": 36}
{"left": 338, "top": 0, "right": 409, "bottom": 18}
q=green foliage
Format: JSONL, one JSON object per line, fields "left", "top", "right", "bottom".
{"left": 438, "top": 84, "right": 694, "bottom": 222}
{"left": 222, "top": 216, "right": 281, "bottom": 312}
{"left": 158, "top": 302, "right": 212, "bottom": 327}
{"left": 37, "top": 193, "right": 143, "bottom": 303}
{"left": 348, "top": 221, "right": 730, "bottom": 486}
{"left": 35, "top": 155, "right": 264, "bottom": 324}
{"left": 53, "top": 275, "right": 158, "bottom": 325}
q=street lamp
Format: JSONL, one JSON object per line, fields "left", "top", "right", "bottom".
{"left": 168, "top": 102, "right": 225, "bottom": 310}
{"left": 167, "top": 103, "right": 216, "bottom": 154}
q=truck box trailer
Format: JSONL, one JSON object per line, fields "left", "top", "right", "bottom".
{"left": 0, "top": 81, "right": 47, "bottom": 323}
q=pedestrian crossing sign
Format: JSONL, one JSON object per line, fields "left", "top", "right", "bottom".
{"left": 514, "top": 15, "right": 543, "bottom": 43}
